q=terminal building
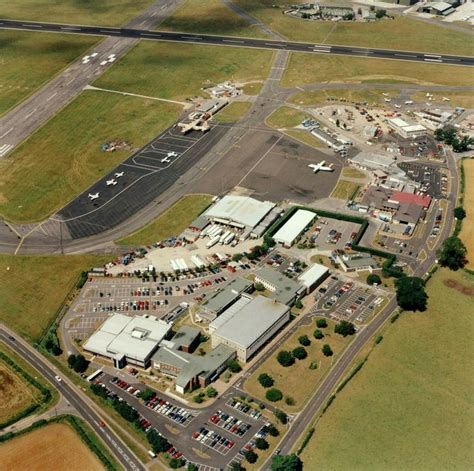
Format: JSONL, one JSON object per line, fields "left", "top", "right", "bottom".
{"left": 273, "top": 209, "right": 317, "bottom": 248}
{"left": 209, "top": 295, "right": 291, "bottom": 362}
{"left": 83, "top": 314, "right": 172, "bottom": 368}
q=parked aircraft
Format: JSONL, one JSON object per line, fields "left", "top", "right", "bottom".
{"left": 115, "top": 171, "right": 124, "bottom": 178}
{"left": 88, "top": 193, "right": 99, "bottom": 201}
{"left": 161, "top": 156, "right": 171, "bottom": 163}
{"left": 405, "top": 100, "right": 414, "bottom": 105}
{"left": 442, "top": 97, "right": 451, "bottom": 102}
{"left": 308, "top": 160, "right": 334, "bottom": 173}
{"left": 394, "top": 104, "right": 401, "bottom": 109}
{"left": 384, "top": 98, "right": 391, "bottom": 103}
{"left": 106, "top": 179, "right": 117, "bottom": 186}
{"left": 167, "top": 151, "right": 178, "bottom": 157}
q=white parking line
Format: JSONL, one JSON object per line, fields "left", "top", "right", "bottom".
{"left": 0, "top": 127, "right": 13, "bottom": 139}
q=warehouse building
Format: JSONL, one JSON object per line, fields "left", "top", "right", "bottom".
{"left": 254, "top": 266, "right": 304, "bottom": 305}
{"left": 152, "top": 344, "right": 235, "bottom": 394}
{"left": 273, "top": 209, "right": 317, "bottom": 247}
{"left": 83, "top": 314, "right": 171, "bottom": 368}
{"left": 388, "top": 118, "right": 428, "bottom": 139}
{"left": 298, "top": 263, "right": 330, "bottom": 294}
{"left": 210, "top": 295, "right": 290, "bottom": 362}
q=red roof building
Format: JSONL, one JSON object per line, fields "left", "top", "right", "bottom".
{"left": 389, "top": 191, "right": 432, "bottom": 209}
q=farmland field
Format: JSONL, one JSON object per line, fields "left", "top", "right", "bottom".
{"left": 300, "top": 268, "right": 474, "bottom": 470}
{"left": 117, "top": 194, "right": 213, "bottom": 246}
{"left": 0, "top": 254, "right": 110, "bottom": 342}
{"left": 460, "top": 159, "right": 474, "bottom": 269}
{"left": 0, "top": 423, "right": 104, "bottom": 471}
{"left": 0, "top": 0, "right": 153, "bottom": 26}
{"left": 245, "top": 318, "right": 352, "bottom": 412}
{"left": 0, "top": 30, "right": 98, "bottom": 117}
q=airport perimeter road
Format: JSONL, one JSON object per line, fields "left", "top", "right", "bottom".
{"left": 1, "top": 19, "right": 473, "bottom": 67}
{"left": 0, "top": 325, "right": 145, "bottom": 471}
{"left": 0, "top": 1, "right": 182, "bottom": 158}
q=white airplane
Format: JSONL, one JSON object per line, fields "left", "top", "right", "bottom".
{"left": 426, "top": 93, "right": 433, "bottom": 98}
{"left": 161, "top": 156, "right": 171, "bottom": 163}
{"left": 382, "top": 93, "right": 389, "bottom": 97}
{"left": 405, "top": 100, "right": 414, "bottom": 105}
{"left": 384, "top": 98, "right": 392, "bottom": 103}
{"left": 106, "top": 179, "right": 117, "bottom": 186}
{"left": 442, "top": 97, "right": 451, "bottom": 102}
{"left": 167, "top": 151, "right": 178, "bottom": 158}
{"left": 308, "top": 161, "right": 334, "bottom": 173}
{"left": 115, "top": 171, "right": 124, "bottom": 178}
{"left": 394, "top": 104, "right": 401, "bottom": 109}
{"left": 88, "top": 192, "right": 99, "bottom": 201}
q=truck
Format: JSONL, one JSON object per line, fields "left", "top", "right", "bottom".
{"left": 206, "top": 235, "right": 220, "bottom": 249}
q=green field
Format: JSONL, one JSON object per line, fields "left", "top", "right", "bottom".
{"left": 94, "top": 41, "right": 273, "bottom": 102}
{"left": 284, "top": 129, "right": 324, "bottom": 149}
{"left": 160, "top": 0, "right": 267, "bottom": 38}
{"left": 331, "top": 180, "right": 360, "bottom": 200}
{"left": 282, "top": 54, "right": 474, "bottom": 88}
{"left": 266, "top": 106, "right": 308, "bottom": 129}
{"left": 0, "top": 254, "right": 110, "bottom": 342}
{"left": 300, "top": 268, "right": 474, "bottom": 470}
{"left": 117, "top": 194, "right": 212, "bottom": 247}
{"left": 0, "top": 91, "right": 179, "bottom": 222}
{"left": 0, "top": 30, "right": 98, "bottom": 116}
{"left": 289, "top": 88, "right": 397, "bottom": 107}
{"left": 235, "top": 0, "right": 472, "bottom": 55}
{"left": 411, "top": 91, "right": 474, "bottom": 110}
{"left": 0, "top": 0, "right": 153, "bottom": 26}
{"left": 212, "top": 101, "right": 252, "bottom": 123}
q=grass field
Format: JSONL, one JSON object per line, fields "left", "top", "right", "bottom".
{"left": 0, "top": 91, "right": 179, "bottom": 223}
{"left": 235, "top": 1, "right": 472, "bottom": 55}
{"left": 282, "top": 54, "right": 474, "bottom": 88}
{"left": 331, "top": 180, "right": 360, "bottom": 200}
{"left": 0, "top": 0, "right": 153, "bottom": 26}
{"left": 284, "top": 129, "right": 324, "bottom": 149}
{"left": 341, "top": 167, "right": 366, "bottom": 179}
{"left": 94, "top": 42, "right": 273, "bottom": 102}
{"left": 460, "top": 159, "right": 474, "bottom": 269}
{"left": 245, "top": 318, "right": 351, "bottom": 412}
{"left": 1, "top": 423, "right": 104, "bottom": 471}
{"left": 289, "top": 88, "right": 396, "bottom": 107}
{"left": 160, "top": 0, "right": 267, "bottom": 38}
{"left": 0, "top": 361, "right": 42, "bottom": 424}
{"left": 300, "top": 268, "right": 474, "bottom": 470}
{"left": 0, "top": 30, "right": 98, "bottom": 116}
{"left": 117, "top": 194, "right": 213, "bottom": 246}
{"left": 212, "top": 101, "right": 252, "bottom": 123}
{"left": 411, "top": 91, "right": 474, "bottom": 110}
{"left": 266, "top": 106, "right": 308, "bottom": 129}
{"left": 0, "top": 254, "right": 110, "bottom": 342}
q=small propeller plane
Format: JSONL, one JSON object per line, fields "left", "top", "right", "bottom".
{"left": 161, "top": 156, "right": 171, "bottom": 163}
{"left": 88, "top": 192, "right": 99, "bottom": 201}
{"left": 167, "top": 151, "right": 178, "bottom": 157}
{"left": 308, "top": 160, "right": 335, "bottom": 174}
{"left": 115, "top": 171, "right": 124, "bottom": 178}
{"left": 106, "top": 179, "right": 117, "bottom": 186}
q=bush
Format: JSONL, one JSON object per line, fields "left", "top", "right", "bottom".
{"left": 274, "top": 409, "right": 288, "bottom": 424}
{"left": 227, "top": 359, "right": 242, "bottom": 373}
{"left": 139, "top": 388, "right": 155, "bottom": 401}
{"left": 313, "top": 329, "right": 324, "bottom": 340}
{"left": 276, "top": 350, "right": 294, "bottom": 367}
{"left": 294, "top": 299, "right": 303, "bottom": 309}
{"left": 285, "top": 396, "right": 295, "bottom": 406}
{"left": 322, "top": 344, "right": 333, "bottom": 357}
{"left": 454, "top": 206, "right": 466, "bottom": 220}
{"left": 292, "top": 346, "right": 307, "bottom": 360}
{"left": 267, "top": 424, "right": 279, "bottom": 436}
{"left": 147, "top": 429, "right": 170, "bottom": 453}
{"left": 316, "top": 319, "right": 327, "bottom": 328}
{"left": 193, "top": 394, "right": 204, "bottom": 404}
{"left": 334, "top": 321, "right": 356, "bottom": 337}
{"left": 366, "top": 273, "right": 382, "bottom": 285}
{"left": 255, "top": 282, "right": 265, "bottom": 291}
{"left": 255, "top": 437, "right": 269, "bottom": 450}
{"left": 309, "top": 361, "right": 318, "bottom": 370}
{"left": 298, "top": 335, "right": 310, "bottom": 346}
{"left": 187, "top": 464, "right": 198, "bottom": 471}
{"left": 244, "top": 450, "right": 258, "bottom": 464}
{"left": 206, "top": 386, "right": 218, "bottom": 398}
{"left": 258, "top": 373, "right": 274, "bottom": 388}
{"left": 266, "top": 388, "right": 283, "bottom": 402}
{"left": 375, "top": 335, "right": 383, "bottom": 344}
{"left": 169, "top": 457, "right": 185, "bottom": 468}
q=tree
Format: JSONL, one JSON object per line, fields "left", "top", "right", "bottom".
{"left": 274, "top": 409, "right": 288, "bottom": 424}
{"left": 395, "top": 276, "right": 428, "bottom": 311}
{"left": 298, "top": 335, "right": 310, "bottom": 346}
{"left": 255, "top": 437, "right": 269, "bottom": 450}
{"left": 334, "top": 321, "right": 356, "bottom": 337}
{"left": 322, "top": 344, "right": 333, "bottom": 357}
{"left": 271, "top": 454, "right": 303, "bottom": 471}
{"left": 316, "top": 318, "right": 327, "bottom": 328}
{"left": 187, "top": 464, "right": 199, "bottom": 471}
{"left": 229, "top": 463, "right": 245, "bottom": 471}
{"left": 139, "top": 388, "right": 155, "bottom": 401}
{"left": 292, "top": 346, "right": 307, "bottom": 360}
{"left": 254, "top": 282, "right": 265, "bottom": 291}
{"left": 313, "top": 329, "right": 324, "bottom": 340}
{"left": 67, "top": 354, "right": 77, "bottom": 369}
{"left": 266, "top": 388, "right": 283, "bottom": 402}
{"left": 267, "top": 424, "right": 279, "bottom": 436}
{"left": 206, "top": 386, "right": 218, "bottom": 398}
{"left": 147, "top": 429, "right": 171, "bottom": 453}
{"left": 454, "top": 207, "right": 466, "bottom": 220}
{"left": 73, "top": 354, "right": 89, "bottom": 373}
{"left": 258, "top": 373, "right": 274, "bottom": 388}
{"left": 438, "top": 236, "right": 468, "bottom": 270}
{"left": 285, "top": 396, "right": 295, "bottom": 406}
{"left": 193, "top": 394, "right": 204, "bottom": 404}
{"left": 169, "top": 458, "right": 185, "bottom": 469}
{"left": 367, "top": 273, "right": 382, "bottom": 285}
{"left": 116, "top": 401, "right": 138, "bottom": 422}
{"left": 244, "top": 450, "right": 258, "bottom": 464}
{"left": 294, "top": 299, "right": 303, "bottom": 309}
{"left": 375, "top": 8, "right": 386, "bottom": 18}
{"left": 227, "top": 359, "right": 242, "bottom": 373}
{"left": 276, "top": 350, "right": 294, "bottom": 367}
{"left": 232, "top": 253, "right": 243, "bottom": 262}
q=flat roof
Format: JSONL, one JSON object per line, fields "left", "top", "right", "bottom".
{"left": 298, "top": 263, "right": 329, "bottom": 288}
{"left": 273, "top": 209, "right": 316, "bottom": 246}
{"left": 84, "top": 314, "right": 171, "bottom": 362}
{"left": 168, "top": 325, "right": 200, "bottom": 350}
{"left": 254, "top": 266, "right": 302, "bottom": 304}
{"left": 389, "top": 117, "right": 409, "bottom": 128}
{"left": 204, "top": 277, "right": 253, "bottom": 313}
{"left": 204, "top": 195, "right": 275, "bottom": 229}
{"left": 211, "top": 296, "right": 289, "bottom": 350}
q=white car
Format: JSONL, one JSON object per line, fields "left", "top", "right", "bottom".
{"left": 55, "top": 375, "right": 62, "bottom": 382}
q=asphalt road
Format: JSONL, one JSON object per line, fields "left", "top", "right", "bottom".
{"left": 0, "top": 325, "right": 145, "bottom": 471}
{"left": 1, "top": 19, "right": 473, "bottom": 66}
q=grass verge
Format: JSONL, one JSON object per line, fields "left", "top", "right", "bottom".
{"left": 284, "top": 129, "right": 324, "bottom": 149}
{"left": 300, "top": 268, "right": 474, "bottom": 470}
{"left": 266, "top": 106, "right": 307, "bottom": 129}
{"left": 117, "top": 193, "right": 213, "bottom": 246}
{"left": 212, "top": 101, "right": 252, "bottom": 123}
{"left": 331, "top": 181, "right": 360, "bottom": 200}
{"left": 411, "top": 91, "right": 474, "bottom": 110}
{"left": 460, "top": 159, "right": 474, "bottom": 269}
{"left": 289, "top": 88, "right": 397, "bottom": 107}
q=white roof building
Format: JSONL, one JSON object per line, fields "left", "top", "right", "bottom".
{"left": 298, "top": 263, "right": 329, "bottom": 293}
{"left": 83, "top": 314, "right": 171, "bottom": 367}
{"left": 273, "top": 209, "right": 316, "bottom": 247}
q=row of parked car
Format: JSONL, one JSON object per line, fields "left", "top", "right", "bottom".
{"left": 227, "top": 399, "right": 263, "bottom": 420}
{"left": 192, "top": 426, "right": 234, "bottom": 452}
{"left": 143, "top": 394, "right": 194, "bottom": 426}
{"left": 209, "top": 410, "right": 251, "bottom": 437}
{"left": 110, "top": 377, "right": 141, "bottom": 397}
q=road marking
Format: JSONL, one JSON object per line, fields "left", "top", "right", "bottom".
{"left": 424, "top": 58, "right": 442, "bottom": 63}
{"left": 24, "top": 108, "right": 37, "bottom": 119}
{"left": 425, "top": 54, "right": 441, "bottom": 58}
{"left": 66, "top": 77, "right": 75, "bottom": 85}
{"left": 395, "top": 53, "right": 414, "bottom": 58}
{"left": 181, "top": 35, "right": 202, "bottom": 40}
{"left": 46, "top": 92, "right": 58, "bottom": 102}
{"left": 61, "top": 26, "right": 80, "bottom": 31}
{"left": 0, "top": 144, "right": 14, "bottom": 157}
{"left": 22, "top": 23, "right": 42, "bottom": 28}
{"left": 223, "top": 39, "right": 244, "bottom": 43}
{"left": 0, "top": 127, "right": 13, "bottom": 139}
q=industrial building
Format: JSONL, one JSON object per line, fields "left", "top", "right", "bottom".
{"left": 254, "top": 266, "right": 304, "bottom": 305}
{"left": 83, "top": 314, "right": 171, "bottom": 368}
{"left": 164, "top": 325, "right": 201, "bottom": 353}
{"left": 388, "top": 118, "right": 428, "bottom": 139}
{"left": 273, "top": 209, "right": 317, "bottom": 247}
{"left": 337, "top": 252, "right": 380, "bottom": 272}
{"left": 210, "top": 295, "right": 291, "bottom": 362}
{"left": 152, "top": 343, "right": 235, "bottom": 394}
{"left": 298, "top": 263, "right": 330, "bottom": 294}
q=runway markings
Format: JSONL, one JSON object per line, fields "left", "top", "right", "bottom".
{"left": 46, "top": 92, "right": 58, "bottom": 102}
{"left": 0, "top": 127, "right": 13, "bottom": 139}
{"left": 0, "top": 144, "right": 14, "bottom": 157}
{"left": 24, "top": 108, "right": 37, "bottom": 119}
{"left": 223, "top": 39, "right": 244, "bottom": 44}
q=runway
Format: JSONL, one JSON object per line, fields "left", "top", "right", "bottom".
{"left": 0, "top": 18, "right": 473, "bottom": 67}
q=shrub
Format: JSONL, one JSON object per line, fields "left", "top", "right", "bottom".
{"left": 206, "top": 386, "right": 218, "bottom": 398}
{"left": 309, "top": 361, "right": 318, "bottom": 370}
{"left": 266, "top": 388, "right": 283, "bottom": 402}
{"left": 294, "top": 299, "right": 303, "bottom": 309}
{"left": 334, "top": 321, "right": 356, "bottom": 337}
{"left": 367, "top": 273, "right": 382, "bottom": 285}
{"left": 298, "top": 335, "right": 310, "bottom": 346}
{"left": 267, "top": 424, "right": 279, "bottom": 436}
{"left": 313, "top": 329, "right": 324, "bottom": 340}
{"left": 276, "top": 350, "right": 294, "bottom": 367}
{"left": 258, "top": 373, "right": 274, "bottom": 388}
{"left": 274, "top": 409, "right": 288, "bottom": 424}
{"left": 322, "top": 344, "right": 333, "bottom": 356}
{"left": 292, "top": 346, "right": 307, "bottom": 360}
{"left": 285, "top": 396, "right": 295, "bottom": 406}
{"left": 244, "top": 450, "right": 258, "bottom": 464}
{"left": 255, "top": 437, "right": 269, "bottom": 450}
{"left": 227, "top": 359, "right": 242, "bottom": 373}
{"left": 316, "top": 319, "right": 327, "bottom": 328}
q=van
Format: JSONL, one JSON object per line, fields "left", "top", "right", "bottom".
{"left": 148, "top": 450, "right": 157, "bottom": 458}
